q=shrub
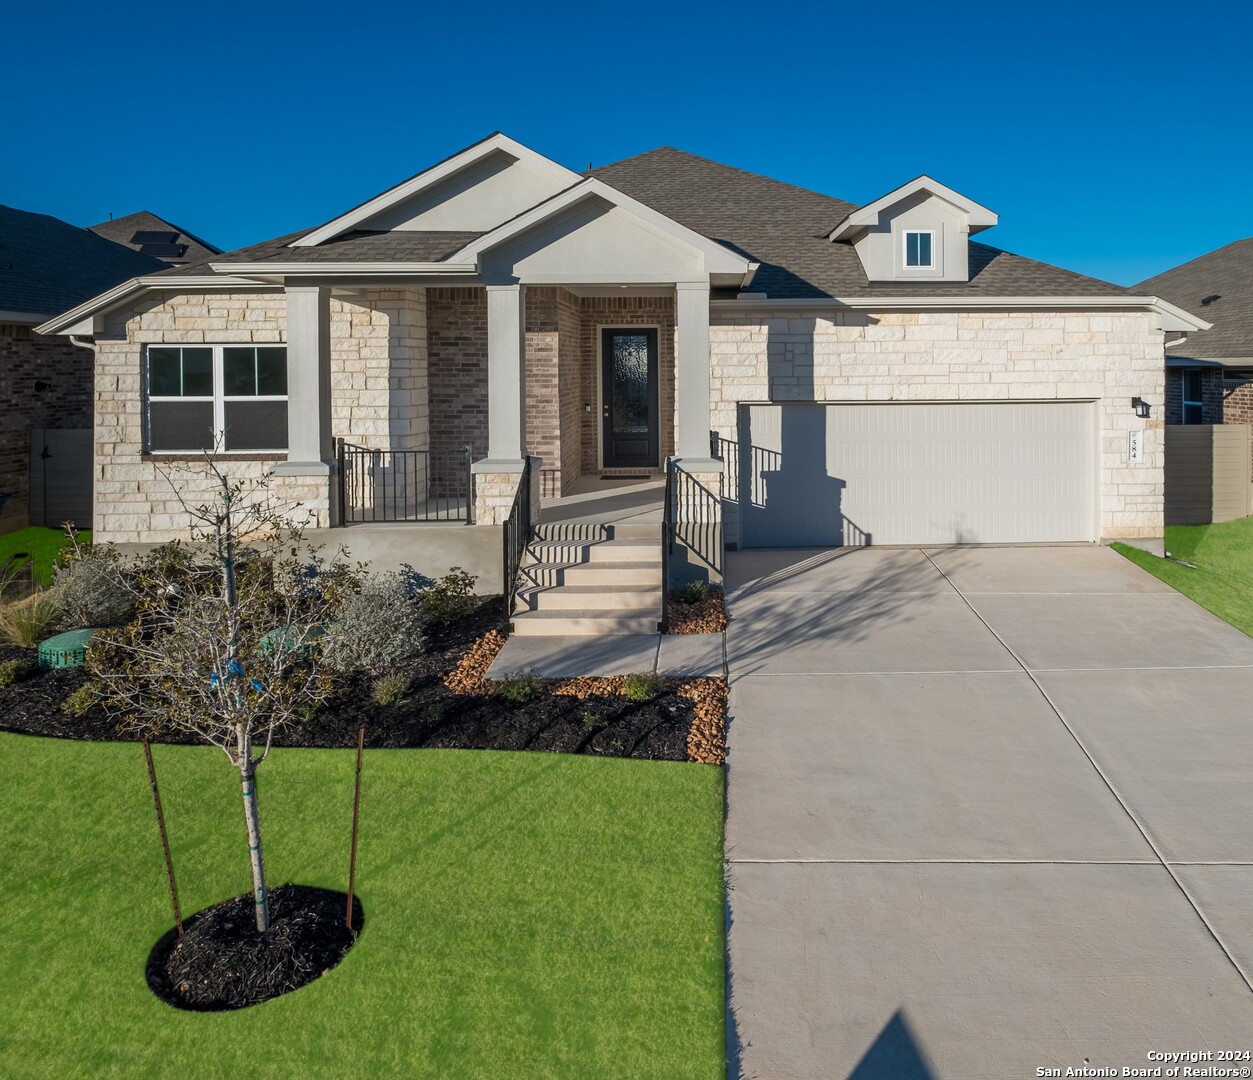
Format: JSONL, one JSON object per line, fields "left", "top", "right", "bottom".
{"left": 371, "top": 672, "right": 410, "bottom": 706}
{"left": 398, "top": 563, "right": 436, "bottom": 599}
{"left": 62, "top": 681, "right": 102, "bottom": 718}
{"left": 417, "top": 567, "right": 478, "bottom": 627}
{"left": 623, "top": 671, "right": 666, "bottom": 702}
{"left": 673, "top": 581, "right": 712, "bottom": 607}
{"left": 52, "top": 545, "right": 134, "bottom": 628}
{"left": 581, "top": 708, "right": 606, "bottom": 728}
{"left": 497, "top": 672, "right": 545, "bottom": 704}
{"left": 323, "top": 572, "right": 428, "bottom": 675}
{"left": 0, "top": 591, "right": 62, "bottom": 648}
{"left": 0, "top": 657, "right": 31, "bottom": 687}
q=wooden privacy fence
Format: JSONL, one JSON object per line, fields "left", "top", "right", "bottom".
{"left": 1165, "top": 424, "right": 1252, "bottom": 525}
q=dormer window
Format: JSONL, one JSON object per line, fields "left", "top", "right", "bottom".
{"left": 904, "top": 230, "right": 934, "bottom": 268}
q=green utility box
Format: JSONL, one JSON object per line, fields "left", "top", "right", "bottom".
{"left": 38, "top": 628, "right": 97, "bottom": 669}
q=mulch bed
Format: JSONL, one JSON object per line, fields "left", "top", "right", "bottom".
{"left": 146, "top": 884, "right": 362, "bottom": 1011}
{"left": 666, "top": 588, "right": 728, "bottom": 635}
{"left": 0, "top": 597, "right": 727, "bottom": 764}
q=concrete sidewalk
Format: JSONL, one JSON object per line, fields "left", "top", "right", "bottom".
{"left": 486, "top": 631, "right": 724, "bottom": 679}
{"left": 724, "top": 545, "right": 1253, "bottom": 1079}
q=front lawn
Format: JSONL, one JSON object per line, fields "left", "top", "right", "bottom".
{"left": 1113, "top": 517, "right": 1253, "bottom": 636}
{"left": 0, "top": 526, "right": 87, "bottom": 586}
{"left": 0, "top": 735, "right": 726, "bottom": 1079}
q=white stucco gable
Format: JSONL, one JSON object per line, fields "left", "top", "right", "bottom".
{"left": 828, "top": 175, "right": 998, "bottom": 284}
{"left": 291, "top": 133, "right": 583, "bottom": 247}
{"left": 455, "top": 178, "right": 755, "bottom": 287}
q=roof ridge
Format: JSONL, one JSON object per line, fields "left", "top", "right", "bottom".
{"left": 590, "top": 146, "right": 858, "bottom": 210}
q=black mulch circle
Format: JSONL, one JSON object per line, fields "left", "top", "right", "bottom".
{"left": 0, "top": 598, "right": 701, "bottom": 762}
{"left": 146, "top": 884, "right": 364, "bottom": 1011}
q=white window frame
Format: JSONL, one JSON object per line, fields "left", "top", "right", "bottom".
{"left": 1181, "top": 369, "right": 1204, "bottom": 425}
{"left": 145, "top": 344, "right": 289, "bottom": 453}
{"left": 903, "top": 229, "right": 936, "bottom": 269}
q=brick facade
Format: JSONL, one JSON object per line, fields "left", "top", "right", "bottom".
{"left": 709, "top": 310, "right": 1166, "bottom": 541}
{"left": 1164, "top": 366, "right": 1253, "bottom": 427}
{"left": 0, "top": 323, "right": 95, "bottom": 532}
{"left": 577, "top": 295, "right": 676, "bottom": 476}
{"left": 427, "top": 287, "right": 488, "bottom": 457}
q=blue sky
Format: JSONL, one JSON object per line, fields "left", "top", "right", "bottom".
{"left": 4, "top": 0, "right": 1249, "bottom": 285}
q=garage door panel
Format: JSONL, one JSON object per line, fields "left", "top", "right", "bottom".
{"left": 738, "top": 402, "right": 1095, "bottom": 547}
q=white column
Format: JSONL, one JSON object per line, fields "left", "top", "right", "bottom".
{"left": 674, "top": 280, "right": 721, "bottom": 468}
{"left": 273, "top": 285, "right": 332, "bottom": 474}
{"left": 477, "top": 283, "right": 527, "bottom": 470}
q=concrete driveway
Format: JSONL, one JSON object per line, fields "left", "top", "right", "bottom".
{"left": 724, "top": 545, "right": 1253, "bottom": 1079}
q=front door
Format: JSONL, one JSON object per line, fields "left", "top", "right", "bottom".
{"left": 601, "top": 327, "right": 659, "bottom": 469}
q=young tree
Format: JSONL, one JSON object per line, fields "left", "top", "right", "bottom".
{"left": 90, "top": 457, "right": 355, "bottom": 932}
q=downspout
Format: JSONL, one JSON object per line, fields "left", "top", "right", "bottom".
{"left": 69, "top": 335, "right": 97, "bottom": 354}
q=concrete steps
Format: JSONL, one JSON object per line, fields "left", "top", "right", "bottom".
{"left": 510, "top": 524, "right": 662, "bottom": 637}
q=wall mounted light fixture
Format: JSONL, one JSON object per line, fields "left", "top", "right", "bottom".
{"left": 1131, "top": 397, "right": 1151, "bottom": 418}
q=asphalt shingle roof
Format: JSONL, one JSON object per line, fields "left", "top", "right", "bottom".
{"left": 589, "top": 147, "right": 1127, "bottom": 300}
{"left": 0, "top": 204, "right": 169, "bottom": 317}
{"left": 1136, "top": 238, "right": 1253, "bottom": 360}
{"left": 89, "top": 210, "right": 220, "bottom": 265}
{"left": 170, "top": 229, "right": 483, "bottom": 276}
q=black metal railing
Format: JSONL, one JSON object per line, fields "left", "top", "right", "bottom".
{"left": 337, "top": 441, "right": 472, "bottom": 525}
{"left": 710, "top": 432, "right": 739, "bottom": 500}
{"left": 660, "top": 458, "right": 675, "bottom": 631}
{"left": 502, "top": 456, "right": 534, "bottom": 626}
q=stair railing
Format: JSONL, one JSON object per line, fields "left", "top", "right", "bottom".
{"left": 502, "top": 457, "right": 534, "bottom": 628}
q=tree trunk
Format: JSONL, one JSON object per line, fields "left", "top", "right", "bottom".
{"left": 238, "top": 731, "right": 270, "bottom": 933}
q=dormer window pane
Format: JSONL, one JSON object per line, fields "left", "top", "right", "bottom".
{"left": 905, "top": 231, "right": 934, "bottom": 268}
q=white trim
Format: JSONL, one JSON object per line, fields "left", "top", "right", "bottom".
{"left": 829, "top": 175, "right": 998, "bottom": 241}
{"left": 291, "top": 133, "right": 583, "bottom": 248}
{"left": 207, "top": 261, "right": 476, "bottom": 277}
{"left": 453, "top": 177, "right": 752, "bottom": 277}
{"left": 145, "top": 344, "right": 289, "bottom": 454}
{"left": 0, "top": 310, "right": 51, "bottom": 325}
{"left": 710, "top": 294, "right": 1212, "bottom": 331}
{"left": 902, "top": 229, "right": 935, "bottom": 269}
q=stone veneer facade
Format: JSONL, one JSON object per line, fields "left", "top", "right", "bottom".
{"left": 0, "top": 322, "right": 95, "bottom": 532}
{"left": 94, "top": 288, "right": 427, "bottom": 542}
{"left": 708, "top": 310, "right": 1166, "bottom": 541}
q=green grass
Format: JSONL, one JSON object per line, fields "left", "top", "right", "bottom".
{"left": 1114, "top": 517, "right": 1253, "bottom": 636}
{"left": 0, "top": 737, "right": 725, "bottom": 1079}
{"left": 0, "top": 527, "right": 89, "bottom": 586}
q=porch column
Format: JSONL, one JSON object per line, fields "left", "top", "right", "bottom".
{"left": 480, "top": 283, "right": 527, "bottom": 467}
{"left": 674, "top": 281, "right": 721, "bottom": 468}
{"left": 273, "top": 285, "right": 333, "bottom": 474}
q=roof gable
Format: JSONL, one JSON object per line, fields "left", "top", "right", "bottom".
{"left": 828, "top": 175, "right": 997, "bottom": 241}
{"left": 292, "top": 133, "right": 582, "bottom": 248}
{"left": 88, "top": 211, "right": 220, "bottom": 265}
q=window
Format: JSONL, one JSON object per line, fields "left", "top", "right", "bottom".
{"left": 147, "top": 345, "right": 288, "bottom": 452}
{"left": 1181, "top": 369, "right": 1204, "bottom": 425}
{"left": 904, "top": 230, "right": 934, "bottom": 268}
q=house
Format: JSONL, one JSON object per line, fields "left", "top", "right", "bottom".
{"left": 88, "top": 211, "right": 221, "bottom": 267}
{"left": 1136, "top": 239, "right": 1253, "bottom": 426}
{"left": 0, "top": 205, "right": 173, "bottom": 532}
{"left": 1137, "top": 240, "right": 1253, "bottom": 524}
{"left": 36, "top": 133, "right": 1205, "bottom": 631}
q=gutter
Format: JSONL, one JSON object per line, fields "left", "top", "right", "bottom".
{"left": 713, "top": 293, "right": 1212, "bottom": 332}
{"left": 207, "top": 261, "right": 477, "bottom": 276}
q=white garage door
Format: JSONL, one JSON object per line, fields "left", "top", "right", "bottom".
{"left": 736, "top": 402, "right": 1096, "bottom": 547}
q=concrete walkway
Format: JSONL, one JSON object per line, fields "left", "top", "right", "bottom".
{"left": 487, "top": 631, "right": 724, "bottom": 678}
{"left": 724, "top": 545, "right": 1253, "bottom": 1079}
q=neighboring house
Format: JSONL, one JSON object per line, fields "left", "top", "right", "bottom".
{"left": 0, "top": 205, "right": 172, "bottom": 533}
{"left": 89, "top": 211, "right": 221, "bottom": 267}
{"left": 37, "top": 133, "right": 1204, "bottom": 624}
{"left": 1136, "top": 239, "right": 1253, "bottom": 426}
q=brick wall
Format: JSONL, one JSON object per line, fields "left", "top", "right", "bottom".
{"left": 1221, "top": 379, "right": 1253, "bottom": 424}
{"left": 556, "top": 289, "right": 582, "bottom": 494}
{"left": 525, "top": 289, "right": 561, "bottom": 479}
{"left": 709, "top": 311, "right": 1166, "bottom": 541}
{"left": 578, "top": 295, "right": 676, "bottom": 475}
{"left": 427, "top": 288, "right": 488, "bottom": 456}
{"left": 0, "top": 323, "right": 95, "bottom": 532}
